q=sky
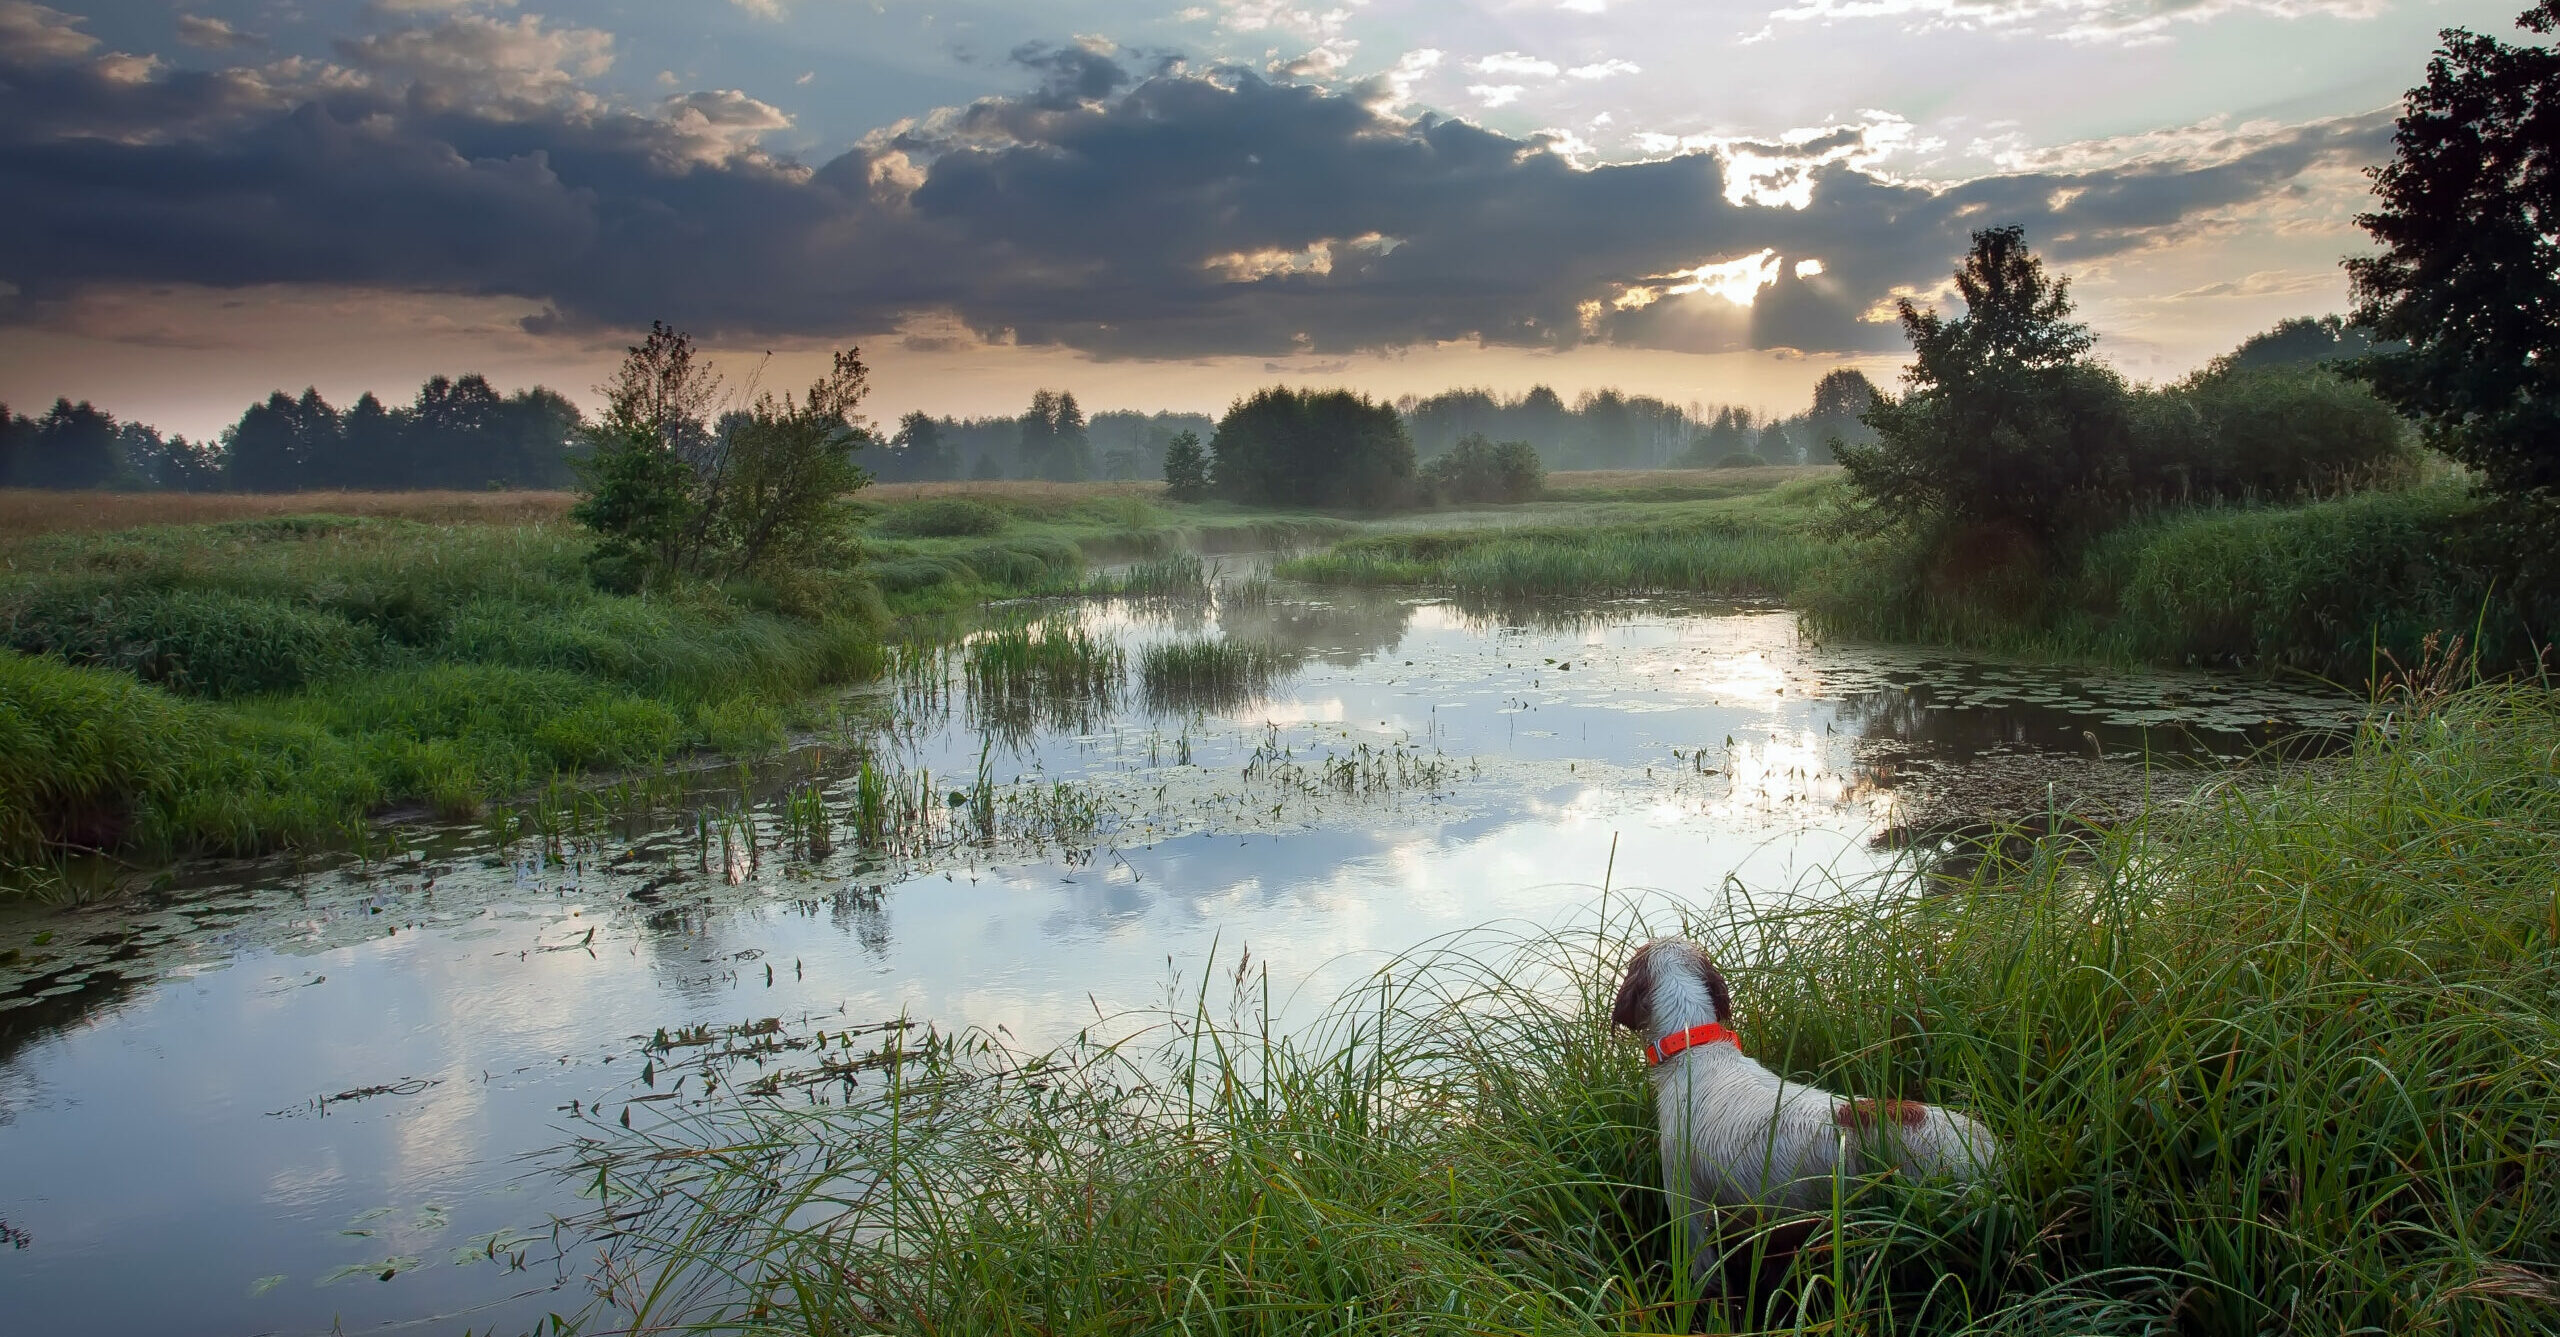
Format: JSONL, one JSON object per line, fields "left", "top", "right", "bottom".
{"left": 0, "top": 0, "right": 2527, "bottom": 438}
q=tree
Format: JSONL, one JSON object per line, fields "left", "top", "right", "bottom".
{"left": 1208, "top": 387, "right": 1417, "bottom": 509}
{"left": 9, "top": 400, "right": 120, "bottom": 489}
{"left": 1162, "top": 429, "right": 1209, "bottom": 499}
{"left": 224, "top": 389, "right": 343, "bottom": 492}
{"left": 1423, "top": 434, "right": 1543, "bottom": 503}
{"left": 1806, "top": 368, "right": 1880, "bottom": 460}
{"left": 2348, "top": 2, "right": 2560, "bottom": 525}
{"left": 1756, "top": 422, "right": 1798, "bottom": 466}
{"left": 2215, "top": 315, "right": 2379, "bottom": 376}
{"left": 571, "top": 325, "right": 871, "bottom": 587}
{"left": 1839, "top": 225, "right": 2137, "bottom": 546}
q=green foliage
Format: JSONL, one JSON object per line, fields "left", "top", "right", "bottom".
{"left": 872, "top": 498, "right": 1007, "bottom": 539}
{"left": 1209, "top": 387, "right": 1418, "bottom": 509}
{"left": 2169, "top": 365, "right": 2417, "bottom": 497}
{"left": 7, "top": 585, "right": 381, "bottom": 697}
{"left": 582, "top": 683, "right": 2560, "bottom": 1335}
{"left": 2349, "top": 2, "right": 2560, "bottom": 513}
{"left": 1161, "top": 429, "right": 1210, "bottom": 500}
{"left": 1138, "top": 636, "right": 1299, "bottom": 712}
{"left": 0, "top": 514, "right": 885, "bottom": 869}
{"left": 1805, "top": 482, "right": 2540, "bottom": 679}
{"left": 1842, "top": 226, "right": 2135, "bottom": 547}
{"left": 1711, "top": 451, "right": 1769, "bottom": 469}
{"left": 2208, "top": 313, "right": 2378, "bottom": 375}
{"left": 1422, "top": 433, "right": 1543, "bottom": 503}
{"left": 571, "top": 326, "right": 873, "bottom": 587}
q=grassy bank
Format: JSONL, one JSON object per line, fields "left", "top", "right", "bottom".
{"left": 1278, "top": 477, "right": 1844, "bottom": 598}
{"left": 0, "top": 515, "right": 884, "bottom": 869}
{"left": 1802, "top": 481, "right": 2545, "bottom": 680}
{"left": 580, "top": 679, "right": 2560, "bottom": 1333}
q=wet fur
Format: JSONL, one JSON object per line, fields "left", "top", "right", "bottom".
{"left": 1612, "top": 938, "right": 2002, "bottom": 1292}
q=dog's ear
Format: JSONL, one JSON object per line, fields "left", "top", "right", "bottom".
{"left": 1698, "top": 956, "right": 1732, "bottom": 1029}
{"left": 1610, "top": 942, "right": 1655, "bottom": 1032}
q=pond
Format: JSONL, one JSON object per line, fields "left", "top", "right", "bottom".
{"left": 0, "top": 583, "right": 2362, "bottom": 1336}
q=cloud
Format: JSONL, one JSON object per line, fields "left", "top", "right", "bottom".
{"left": 0, "top": 29, "right": 2391, "bottom": 362}
{"left": 1761, "top": 0, "right": 2385, "bottom": 45}
{"left": 731, "top": 0, "right": 786, "bottom": 19}
{"left": 1467, "top": 82, "right": 1524, "bottom": 107}
{"left": 1566, "top": 59, "right": 1639, "bottom": 79}
{"left": 174, "top": 14, "right": 260, "bottom": 51}
{"left": 1469, "top": 52, "right": 1558, "bottom": 78}
{"left": 1, "top": 2, "right": 100, "bottom": 62}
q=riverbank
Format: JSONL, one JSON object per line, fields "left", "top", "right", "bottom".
{"left": 581, "top": 678, "right": 2560, "bottom": 1334}
{"left": 0, "top": 485, "right": 1344, "bottom": 879}
{"left": 1279, "top": 473, "right": 2541, "bottom": 683}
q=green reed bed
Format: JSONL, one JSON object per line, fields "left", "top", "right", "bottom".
{"left": 1085, "top": 553, "right": 1214, "bottom": 600}
{"left": 571, "top": 679, "right": 2558, "bottom": 1335}
{"left": 1138, "top": 635, "right": 1301, "bottom": 714}
{"left": 0, "top": 515, "right": 885, "bottom": 873}
{"left": 1282, "top": 522, "right": 1836, "bottom": 599}
{"left": 960, "top": 620, "right": 1126, "bottom": 744}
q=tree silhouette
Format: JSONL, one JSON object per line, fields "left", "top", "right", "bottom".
{"left": 2349, "top": 1, "right": 2560, "bottom": 520}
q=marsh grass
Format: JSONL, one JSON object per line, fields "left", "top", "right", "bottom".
{"left": 961, "top": 620, "right": 1126, "bottom": 743}
{"left": 1139, "top": 636, "right": 1302, "bottom": 714}
{"left": 571, "top": 679, "right": 2558, "bottom": 1335}
{"left": 0, "top": 515, "right": 883, "bottom": 871}
{"left": 1086, "top": 553, "right": 1214, "bottom": 600}
{"left": 1283, "top": 523, "right": 1832, "bottom": 599}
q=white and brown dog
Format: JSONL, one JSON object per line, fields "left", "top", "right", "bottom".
{"left": 1611, "top": 937, "right": 2001, "bottom": 1288}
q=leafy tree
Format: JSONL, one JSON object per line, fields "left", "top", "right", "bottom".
{"left": 1016, "top": 389, "right": 1093, "bottom": 481}
{"left": 224, "top": 390, "right": 333, "bottom": 491}
{"left": 2348, "top": 1, "right": 2560, "bottom": 527}
{"left": 115, "top": 423, "right": 221, "bottom": 491}
{"left": 2216, "top": 315, "right": 2379, "bottom": 376}
{"left": 1806, "top": 368, "right": 1880, "bottom": 461}
{"left": 1209, "top": 387, "right": 1417, "bottom": 509}
{"left": 1840, "top": 225, "right": 2137, "bottom": 546}
{"left": 879, "top": 411, "right": 956, "bottom": 482}
{"left": 6, "top": 399, "right": 121, "bottom": 489}
{"left": 1756, "top": 422, "right": 1798, "bottom": 466}
{"left": 1423, "top": 434, "right": 1543, "bottom": 503}
{"left": 572, "top": 325, "right": 871, "bottom": 587}
{"left": 1161, "top": 429, "right": 1210, "bottom": 499}
{"left": 1683, "top": 406, "right": 1755, "bottom": 467}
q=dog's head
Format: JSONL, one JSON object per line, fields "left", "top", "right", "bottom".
{"left": 1610, "top": 937, "right": 1732, "bottom": 1036}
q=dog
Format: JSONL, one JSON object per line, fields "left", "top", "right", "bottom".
{"left": 1610, "top": 937, "right": 2001, "bottom": 1290}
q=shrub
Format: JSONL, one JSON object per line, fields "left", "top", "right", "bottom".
{"left": 874, "top": 497, "right": 1007, "bottom": 538}
{"left": 2168, "top": 366, "right": 2416, "bottom": 498}
{"left": 1423, "top": 434, "right": 1543, "bottom": 503}
{"left": 1161, "top": 430, "right": 1210, "bottom": 500}
{"left": 1711, "top": 451, "right": 1769, "bottom": 469}
{"left": 8, "top": 586, "right": 380, "bottom": 697}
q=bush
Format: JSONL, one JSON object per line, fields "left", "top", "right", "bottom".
{"left": 1423, "top": 434, "right": 1543, "bottom": 503}
{"left": 874, "top": 498, "right": 1007, "bottom": 538}
{"left": 1209, "top": 387, "right": 1418, "bottom": 509}
{"left": 8, "top": 586, "right": 380, "bottom": 697}
{"left": 2167, "top": 366, "right": 2416, "bottom": 497}
{"left": 1711, "top": 451, "right": 1769, "bottom": 469}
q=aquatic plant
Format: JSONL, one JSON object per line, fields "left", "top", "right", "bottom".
{"left": 1139, "top": 637, "right": 1301, "bottom": 714}
{"left": 1085, "top": 553, "right": 1213, "bottom": 600}
{"left": 963, "top": 620, "right": 1125, "bottom": 744}
{"left": 569, "top": 680, "right": 2560, "bottom": 1335}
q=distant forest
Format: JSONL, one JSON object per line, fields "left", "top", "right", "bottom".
{"left": 0, "top": 318, "right": 2360, "bottom": 493}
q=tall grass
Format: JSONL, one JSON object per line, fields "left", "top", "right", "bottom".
{"left": 1139, "top": 636, "right": 1301, "bottom": 713}
{"left": 0, "top": 515, "right": 885, "bottom": 870}
{"left": 1283, "top": 523, "right": 1834, "bottom": 599}
{"left": 962, "top": 620, "right": 1126, "bottom": 743}
{"left": 1802, "top": 482, "right": 2541, "bottom": 680}
{"left": 573, "top": 680, "right": 2559, "bottom": 1334}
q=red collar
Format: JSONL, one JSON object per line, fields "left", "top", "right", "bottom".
{"left": 1646, "top": 1023, "right": 1740, "bottom": 1066}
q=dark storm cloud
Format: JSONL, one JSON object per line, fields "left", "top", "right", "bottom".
{"left": 0, "top": 10, "right": 2389, "bottom": 357}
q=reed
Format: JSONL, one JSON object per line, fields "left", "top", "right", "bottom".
{"left": 1139, "top": 636, "right": 1300, "bottom": 714}
{"left": 569, "top": 678, "right": 2560, "bottom": 1335}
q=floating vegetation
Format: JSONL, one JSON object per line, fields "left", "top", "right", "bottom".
{"left": 1140, "top": 637, "right": 1302, "bottom": 715}
{"left": 1241, "top": 727, "right": 1457, "bottom": 797}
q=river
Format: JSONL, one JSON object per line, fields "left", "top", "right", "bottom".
{"left": 0, "top": 583, "right": 2359, "bottom": 1335}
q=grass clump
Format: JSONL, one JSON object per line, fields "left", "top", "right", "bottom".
{"left": 961, "top": 620, "right": 1126, "bottom": 742}
{"left": 1139, "top": 635, "right": 1300, "bottom": 713}
{"left": 1285, "top": 522, "right": 1832, "bottom": 599}
{"left": 872, "top": 497, "right": 1009, "bottom": 539}
{"left": 576, "top": 679, "right": 2560, "bottom": 1335}
{"left": 1086, "top": 553, "right": 1213, "bottom": 600}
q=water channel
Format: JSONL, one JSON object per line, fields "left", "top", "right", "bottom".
{"left": 0, "top": 583, "right": 2362, "bottom": 1335}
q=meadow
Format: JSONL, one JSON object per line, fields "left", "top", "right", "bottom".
{"left": 577, "top": 676, "right": 2560, "bottom": 1335}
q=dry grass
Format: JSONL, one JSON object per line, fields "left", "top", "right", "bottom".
{"left": 865, "top": 479, "right": 1167, "bottom": 505}
{"left": 0, "top": 489, "right": 576, "bottom": 535}
{"left": 1541, "top": 465, "right": 1838, "bottom": 500}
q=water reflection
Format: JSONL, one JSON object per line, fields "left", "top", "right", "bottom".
{"left": 0, "top": 590, "right": 2364, "bottom": 1337}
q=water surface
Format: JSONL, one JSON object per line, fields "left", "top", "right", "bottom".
{"left": 0, "top": 587, "right": 2358, "bottom": 1335}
